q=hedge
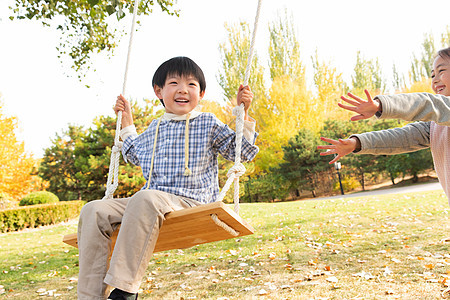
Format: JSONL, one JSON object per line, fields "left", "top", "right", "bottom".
{"left": 0, "top": 200, "right": 85, "bottom": 233}
{"left": 19, "top": 191, "right": 59, "bottom": 206}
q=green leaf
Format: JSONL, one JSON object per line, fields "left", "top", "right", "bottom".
{"left": 105, "top": 5, "right": 115, "bottom": 15}
{"left": 87, "top": 0, "right": 100, "bottom": 6}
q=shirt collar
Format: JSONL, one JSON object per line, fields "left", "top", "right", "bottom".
{"left": 162, "top": 110, "right": 203, "bottom": 121}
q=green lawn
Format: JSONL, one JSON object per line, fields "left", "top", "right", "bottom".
{"left": 1, "top": 189, "right": 449, "bottom": 299}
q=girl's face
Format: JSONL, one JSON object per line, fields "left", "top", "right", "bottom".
{"left": 431, "top": 55, "right": 450, "bottom": 96}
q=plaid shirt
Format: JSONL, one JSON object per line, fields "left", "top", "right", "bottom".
{"left": 122, "top": 112, "right": 259, "bottom": 203}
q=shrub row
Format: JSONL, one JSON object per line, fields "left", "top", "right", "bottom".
{"left": 0, "top": 200, "right": 85, "bottom": 233}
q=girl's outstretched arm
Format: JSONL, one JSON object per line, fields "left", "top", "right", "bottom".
{"left": 339, "top": 89, "right": 381, "bottom": 121}
{"left": 317, "top": 137, "right": 360, "bottom": 164}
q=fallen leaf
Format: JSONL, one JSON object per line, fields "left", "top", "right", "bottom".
{"left": 385, "top": 289, "right": 395, "bottom": 295}
{"left": 326, "top": 276, "right": 338, "bottom": 283}
{"left": 258, "top": 289, "right": 268, "bottom": 295}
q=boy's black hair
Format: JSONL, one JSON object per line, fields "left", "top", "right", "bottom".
{"left": 152, "top": 56, "right": 206, "bottom": 107}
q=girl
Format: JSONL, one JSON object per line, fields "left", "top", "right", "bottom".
{"left": 318, "top": 47, "right": 450, "bottom": 202}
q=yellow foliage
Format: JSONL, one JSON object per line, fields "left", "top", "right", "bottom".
{"left": 403, "top": 77, "right": 433, "bottom": 93}
{"left": 253, "top": 76, "right": 318, "bottom": 172}
{"left": 198, "top": 99, "right": 233, "bottom": 125}
{"left": 0, "top": 101, "right": 37, "bottom": 201}
{"left": 313, "top": 59, "right": 350, "bottom": 121}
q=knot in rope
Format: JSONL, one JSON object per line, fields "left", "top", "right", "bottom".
{"left": 232, "top": 104, "right": 244, "bottom": 118}
{"left": 112, "top": 142, "right": 123, "bottom": 154}
{"left": 227, "top": 162, "right": 246, "bottom": 178}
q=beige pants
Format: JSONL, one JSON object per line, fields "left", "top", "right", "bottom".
{"left": 77, "top": 190, "right": 201, "bottom": 300}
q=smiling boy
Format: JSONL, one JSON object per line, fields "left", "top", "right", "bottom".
{"left": 77, "top": 56, "right": 259, "bottom": 299}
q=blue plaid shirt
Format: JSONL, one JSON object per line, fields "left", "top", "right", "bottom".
{"left": 122, "top": 112, "right": 259, "bottom": 203}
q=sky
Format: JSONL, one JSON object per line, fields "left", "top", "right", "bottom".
{"left": 1, "top": 0, "right": 449, "bottom": 158}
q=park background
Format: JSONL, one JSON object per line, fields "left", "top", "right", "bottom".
{"left": 1, "top": 0, "right": 449, "bottom": 205}
{"left": 1, "top": 1, "right": 450, "bottom": 299}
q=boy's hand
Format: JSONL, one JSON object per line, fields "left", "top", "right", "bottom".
{"left": 317, "top": 137, "right": 359, "bottom": 164}
{"left": 237, "top": 85, "right": 253, "bottom": 120}
{"left": 114, "top": 94, "right": 133, "bottom": 127}
{"left": 339, "top": 89, "right": 381, "bottom": 121}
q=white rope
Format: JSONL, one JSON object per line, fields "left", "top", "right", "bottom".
{"left": 210, "top": 214, "right": 239, "bottom": 237}
{"left": 103, "top": 0, "right": 262, "bottom": 204}
{"left": 217, "top": 0, "right": 262, "bottom": 215}
{"left": 103, "top": 0, "right": 141, "bottom": 200}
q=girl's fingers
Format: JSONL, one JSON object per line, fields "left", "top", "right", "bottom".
{"left": 350, "top": 115, "right": 365, "bottom": 121}
{"left": 317, "top": 144, "right": 336, "bottom": 150}
{"left": 329, "top": 155, "right": 340, "bottom": 164}
{"left": 338, "top": 103, "right": 358, "bottom": 112}
{"left": 346, "top": 92, "right": 364, "bottom": 103}
{"left": 319, "top": 137, "right": 338, "bottom": 144}
{"left": 364, "top": 89, "right": 373, "bottom": 102}
{"left": 340, "top": 96, "right": 360, "bottom": 107}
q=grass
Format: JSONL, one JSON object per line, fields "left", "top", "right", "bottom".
{"left": 1, "top": 189, "right": 450, "bottom": 299}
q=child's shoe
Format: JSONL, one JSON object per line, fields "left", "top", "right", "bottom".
{"left": 107, "top": 288, "right": 138, "bottom": 300}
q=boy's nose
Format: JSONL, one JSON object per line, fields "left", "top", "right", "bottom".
{"left": 178, "top": 84, "right": 188, "bottom": 93}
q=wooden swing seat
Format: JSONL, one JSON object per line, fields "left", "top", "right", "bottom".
{"left": 63, "top": 201, "right": 254, "bottom": 253}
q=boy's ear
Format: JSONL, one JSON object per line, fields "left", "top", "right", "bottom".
{"left": 199, "top": 90, "right": 205, "bottom": 99}
{"left": 154, "top": 85, "right": 163, "bottom": 99}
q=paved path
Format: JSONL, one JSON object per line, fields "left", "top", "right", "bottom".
{"left": 318, "top": 182, "right": 444, "bottom": 200}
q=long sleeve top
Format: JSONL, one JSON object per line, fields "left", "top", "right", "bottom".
{"left": 351, "top": 93, "right": 450, "bottom": 202}
{"left": 120, "top": 111, "right": 259, "bottom": 204}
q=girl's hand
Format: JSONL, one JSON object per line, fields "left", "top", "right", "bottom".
{"left": 339, "top": 89, "right": 381, "bottom": 121}
{"left": 317, "top": 137, "right": 359, "bottom": 164}
{"left": 237, "top": 85, "right": 253, "bottom": 120}
{"left": 114, "top": 94, "right": 133, "bottom": 127}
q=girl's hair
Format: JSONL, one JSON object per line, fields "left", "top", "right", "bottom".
{"left": 436, "top": 47, "right": 450, "bottom": 61}
{"left": 152, "top": 56, "right": 206, "bottom": 94}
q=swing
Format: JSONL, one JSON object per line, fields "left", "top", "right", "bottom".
{"left": 63, "top": 0, "right": 263, "bottom": 252}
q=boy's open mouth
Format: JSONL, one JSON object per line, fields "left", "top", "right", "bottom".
{"left": 436, "top": 86, "right": 445, "bottom": 93}
{"left": 175, "top": 98, "right": 189, "bottom": 103}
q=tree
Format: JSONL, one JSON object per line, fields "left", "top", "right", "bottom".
{"left": 0, "top": 99, "right": 36, "bottom": 201}
{"left": 254, "top": 13, "right": 318, "bottom": 173}
{"left": 392, "top": 63, "right": 405, "bottom": 92}
{"left": 441, "top": 26, "right": 450, "bottom": 47}
{"left": 39, "top": 99, "right": 163, "bottom": 201}
{"left": 39, "top": 125, "right": 88, "bottom": 201}
{"left": 9, "top": 0, "right": 178, "bottom": 75}
{"left": 217, "top": 22, "right": 266, "bottom": 105}
{"left": 410, "top": 33, "right": 436, "bottom": 83}
{"left": 351, "top": 51, "right": 385, "bottom": 95}
{"left": 277, "top": 128, "right": 329, "bottom": 197}
{"left": 268, "top": 10, "right": 303, "bottom": 81}
{"left": 217, "top": 21, "right": 266, "bottom": 177}
{"left": 312, "top": 52, "right": 350, "bottom": 121}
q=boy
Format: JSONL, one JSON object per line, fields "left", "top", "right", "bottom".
{"left": 77, "top": 56, "right": 259, "bottom": 299}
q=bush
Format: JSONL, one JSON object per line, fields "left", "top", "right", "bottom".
{"left": 19, "top": 191, "right": 59, "bottom": 206}
{"left": 0, "top": 193, "right": 16, "bottom": 210}
{"left": 333, "top": 175, "right": 360, "bottom": 192}
{"left": 0, "top": 200, "right": 84, "bottom": 232}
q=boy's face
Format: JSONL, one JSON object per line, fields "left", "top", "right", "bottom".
{"left": 431, "top": 55, "right": 450, "bottom": 96}
{"left": 154, "top": 74, "right": 205, "bottom": 115}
